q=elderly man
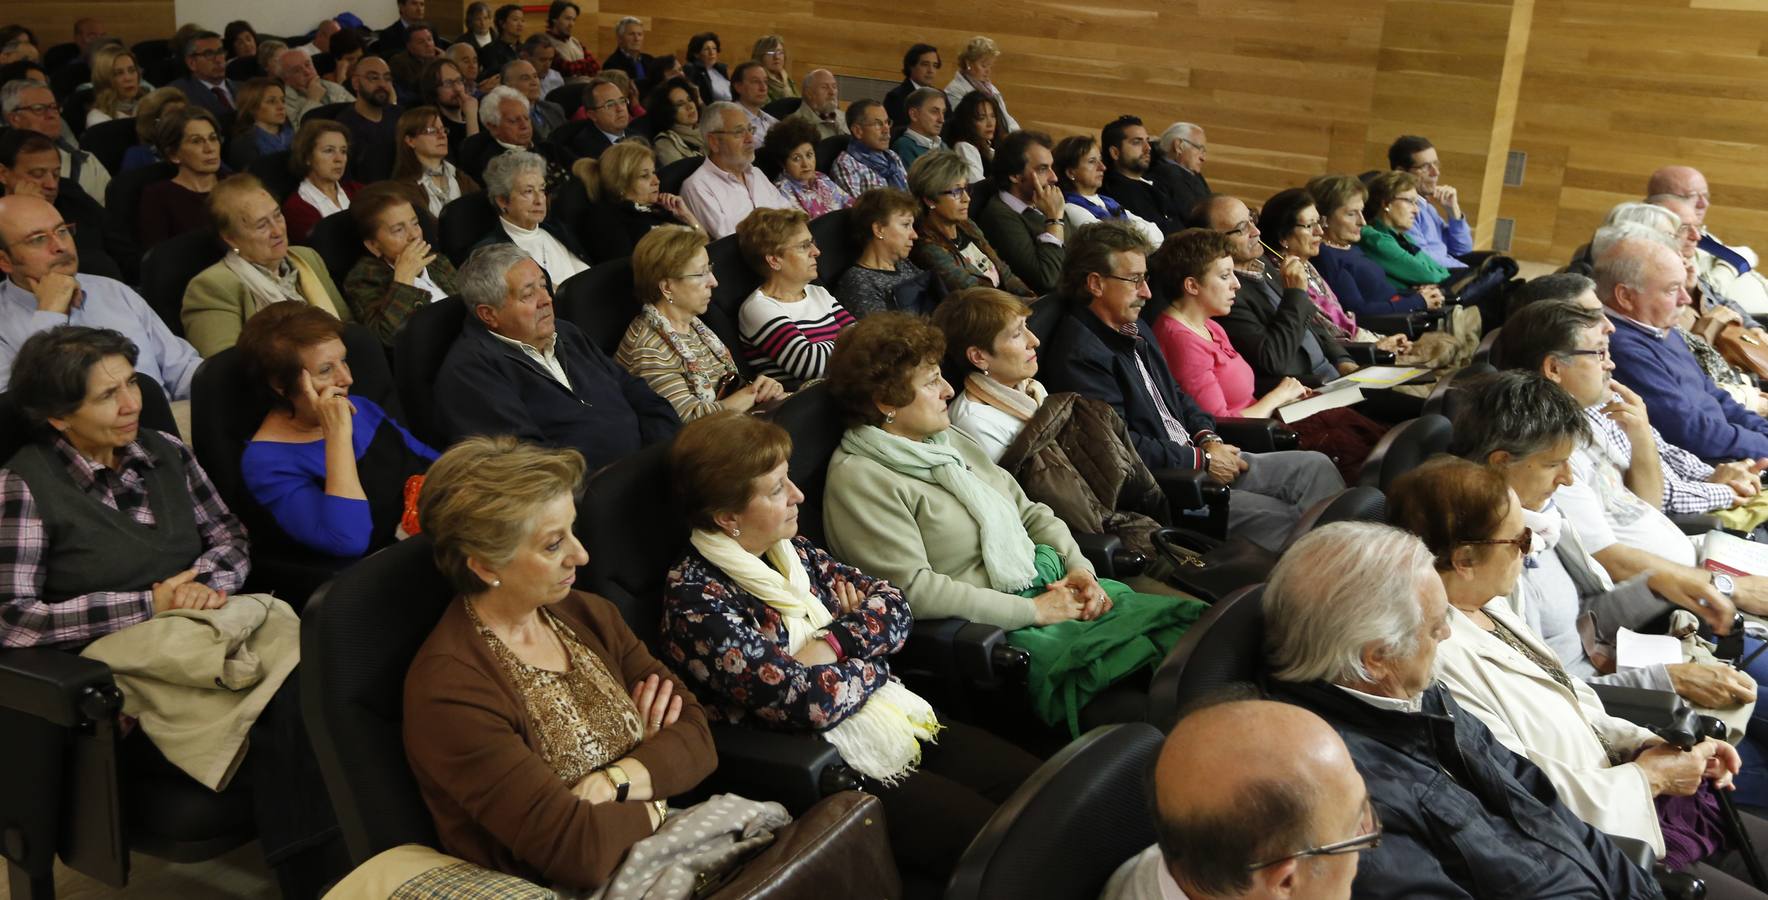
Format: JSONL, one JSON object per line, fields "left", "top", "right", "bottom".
{"left": 477, "top": 150, "right": 588, "bottom": 287}
{"left": 388, "top": 21, "right": 444, "bottom": 93}
{"left": 830, "top": 99, "right": 907, "bottom": 196}
{"left": 1649, "top": 192, "right": 1765, "bottom": 335}
{"left": 892, "top": 87, "right": 946, "bottom": 168}
{"left": 1203, "top": 194, "right": 1355, "bottom": 389}
{"left": 1649, "top": 166, "right": 1768, "bottom": 318}
{"left": 680, "top": 101, "right": 792, "bottom": 239}
{"left": 1102, "top": 699, "right": 1370, "bottom": 900}
{"left": 602, "top": 15, "right": 655, "bottom": 84}
{"left": 1099, "top": 115, "right": 1186, "bottom": 236}
{"left": 0, "top": 195, "right": 202, "bottom": 399}
{"left": 1387, "top": 135, "right": 1471, "bottom": 269}
{"left": 502, "top": 57, "right": 564, "bottom": 140}
{"left": 2, "top": 79, "right": 110, "bottom": 205}
{"left": 462, "top": 85, "right": 570, "bottom": 189}
{"left": 436, "top": 242, "right": 679, "bottom": 469}
{"left": 1151, "top": 122, "right": 1212, "bottom": 226}
{"left": 566, "top": 76, "right": 628, "bottom": 158}
{"left": 884, "top": 44, "right": 940, "bottom": 131}
{"left": 1040, "top": 221, "right": 1343, "bottom": 552}
{"left": 1264, "top": 522, "right": 1668, "bottom": 899}
{"left": 730, "top": 60, "right": 778, "bottom": 143}
{"left": 336, "top": 56, "right": 402, "bottom": 182}
{"left": 0, "top": 131, "right": 118, "bottom": 280}
{"left": 445, "top": 41, "right": 491, "bottom": 95}
{"left": 971, "top": 130, "right": 1065, "bottom": 294}
{"left": 518, "top": 35, "right": 562, "bottom": 102}
{"left": 784, "top": 69, "right": 842, "bottom": 140}
{"left": 167, "top": 31, "right": 238, "bottom": 116}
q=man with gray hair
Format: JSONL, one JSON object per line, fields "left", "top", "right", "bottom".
{"left": 1264, "top": 522, "right": 1665, "bottom": 899}
{"left": 2, "top": 79, "right": 110, "bottom": 205}
{"left": 517, "top": 35, "right": 563, "bottom": 102}
{"left": 892, "top": 87, "right": 946, "bottom": 168}
{"left": 434, "top": 242, "right": 679, "bottom": 468}
{"left": 504, "top": 54, "right": 565, "bottom": 139}
{"left": 1649, "top": 165, "right": 1768, "bottom": 317}
{"left": 462, "top": 85, "right": 570, "bottom": 189}
{"left": 680, "top": 101, "right": 791, "bottom": 239}
{"left": 783, "top": 68, "right": 842, "bottom": 140}
{"left": 1152, "top": 122, "right": 1211, "bottom": 223}
{"left": 603, "top": 16, "right": 657, "bottom": 85}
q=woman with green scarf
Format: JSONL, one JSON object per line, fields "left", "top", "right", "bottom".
{"left": 821, "top": 313, "right": 1209, "bottom": 734}
{"left": 1358, "top": 169, "right": 1455, "bottom": 293}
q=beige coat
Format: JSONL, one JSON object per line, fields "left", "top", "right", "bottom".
{"left": 1435, "top": 598, "right": 1663, "bottom": 855}
{"left": 181, "top": 246, "right": 353, "bottom": 357}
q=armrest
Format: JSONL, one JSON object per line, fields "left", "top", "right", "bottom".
{"left": 706, "top": 723, "right": 853, "bottom": 814}
{"left": 897, "top": 618, "right": 1027, "bottom": 691}
{"left": 1669, "top": 513, "right": 1721, "bottom": 536}
{"left": 0, "top": 648, "right": 122, "bottom": 728}
{"left": 1214, "top": 418, "right": 1299, "bottom": 452}
{"left": 1341, "top": 343, "right": 1397, "bottom": 366}
{"left": 1589, "top": 684, "right": 1685, "bottom": 730}
{"left": 1361, "top": 309, "right": 1441, "bottom": 340}
{"left": 1153, "top": 468, "right": 1230, "bottom": 539}
{"left": 1072, "top": 532, "right": 1146, "bottom": 580}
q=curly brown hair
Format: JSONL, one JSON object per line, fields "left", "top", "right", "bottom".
{"left": 825, "top": 312, "right": 946, "bottom": 427}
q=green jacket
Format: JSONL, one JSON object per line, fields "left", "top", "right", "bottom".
{"left": 341, "top": 255, "right": 461, "bottom": 346}
{"left": 1360, "top": 223, "right": 1451, "bottom": 292}
{"left": 182, "top": 246, "right": 354, "bottom": 358}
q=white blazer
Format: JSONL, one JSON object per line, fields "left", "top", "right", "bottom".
{"left": 1435, "top": 598, "right": 1665, "bottom": 855}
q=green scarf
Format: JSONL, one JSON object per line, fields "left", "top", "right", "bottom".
{"left": 838, "top": 426, "right": 1039, "bottom": 591}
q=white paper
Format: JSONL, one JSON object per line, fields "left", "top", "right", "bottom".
{"left": 1701, "top": 531, "right": 1768, "bottom": 578}
{"left": 1615, "top": 627, "right": 1684, "bottom": 670}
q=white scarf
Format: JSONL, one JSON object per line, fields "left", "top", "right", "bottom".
{"left": 298, "top": 178, "right": 349, "bottom": 218}
{"left": 688, "top": 530, "right": 940, "bottom": 784}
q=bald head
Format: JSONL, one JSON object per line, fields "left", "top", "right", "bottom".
{"left": 0, "top": 194, "right": 80, "bottom": 283}
{"left": 802, "top": 68, "right": 838, "bottom": 115}
{"left": 1647, "top": 165, "right": 1709, "bottom": 226}
{"left": 1155, "top": 700, "right": 1366, "bottom": 899}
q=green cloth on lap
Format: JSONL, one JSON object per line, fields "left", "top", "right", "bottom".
{"left": 1009, "top": 545, "right": 1207, "bottom": 736}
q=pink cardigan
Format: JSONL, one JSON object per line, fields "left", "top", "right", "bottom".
{"left": 1151, "top": 314, "right": 1256, "bottom": 417}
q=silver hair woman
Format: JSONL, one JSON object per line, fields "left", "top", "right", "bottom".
{"left": 483, "top": 150, "right": 587, "bottom": 284}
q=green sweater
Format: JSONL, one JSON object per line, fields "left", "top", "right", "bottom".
{"left": 823, "top": 426, "right": 1092, "bottom": 631}
{"left": 1359, "top": 223, "right": 1451, "bottom": 292}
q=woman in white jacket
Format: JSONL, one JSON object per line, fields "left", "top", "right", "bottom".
{"left": 943, "top": 36, "right": 1019, "bottom": 135}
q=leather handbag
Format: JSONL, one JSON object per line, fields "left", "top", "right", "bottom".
{"left": 1149, "top": 528, "right": 1277, "bottom": 604}
{"left": 707, "top": 791, "right": 901, "bottom": 899}
{"left": 1694, "top": 313, "right": 1768, "bottom": 381}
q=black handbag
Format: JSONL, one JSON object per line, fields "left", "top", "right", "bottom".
{"left": 1149, "top": 528, "right": 1277, "bottom": 604}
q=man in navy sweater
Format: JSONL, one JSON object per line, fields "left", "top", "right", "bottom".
{"left": 1603, "top": 228, "right": 1768, "bottom": 463}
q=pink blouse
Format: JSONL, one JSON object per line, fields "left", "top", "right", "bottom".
{"left": 1152, "top": 314, "right": 1256, "bottom": 417}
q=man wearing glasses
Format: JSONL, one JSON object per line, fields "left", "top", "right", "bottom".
{"left": 1, "top": 79, "right": 111, "bottom": 206}
{"left": 168, "top": 32, "right": 239, "bottom": 117}
{"left": 566, "top": 77, "right": 630, "bottom": 159}
{"left": 1651, "top": 165, "right": 1768, "bottom": 318}
{"left": 680, "top": 102, "right": 790, "bottom": 239}
{"left": 1103, "top": 699, "right": 1371, "bottom": 900}
{"left": 1152, "top": 122, "right": 1212, "bottom": 226}
{"left": 1387, "top": 135, "right": 1471, "bottom": 270}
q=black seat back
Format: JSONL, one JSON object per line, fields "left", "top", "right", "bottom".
{"left": 438, "top": 192, "right": 498, "bottom": 266}
{"left": 1146, "top": 584, "right": 1266, "bottom": 731}
{"left": 704, "top": 233, "right": 760, "bottom": 377}
{"left": 762, "top": 97, "right": 802, "bottom": 120}
{"left": 103, "top": 161, "right": 178, "bottom": 283}
{"left": 769, "top": 384, "right": 845, "bottom": 545}
{"left": 304, "top": 210, "right": 368, "bottom": 284}
{"left": 1421, "top": 362, "right": 1494, "bottom": 421}
{"left": 139, "top": 228, "right": 227, "bottom": 337}
{"left": 580, "top": 444, "right": 685, "bottom": 643}
{"left": 1283, "top": 486, "right": 1387, "bottom": 552}
{"left": 815, "top": 134, "right": 846, "bottom": 175}
{"left": 131, "top": 40, "right": 172, "bottom": 71}
{"left": 658, "top": 156, "right": 701, "bottom": 195}
{"left": 300, "top": 535, "right": 448, "bottom": 864}
{"left": 1473, "top": 327, "right": 1502, "bottom": 367}
{"left": 305, "top": 102, "right": 352, "bottom": 123}
{"left": 809, "top": 207, "right": 855, "bottom": 287}
{"left": 546, "top": 83, "right": 587, "bottom": 117}
{"left": 946, "top": 723, "right": 1164, "bottom": 900}
{"left": 1357, "top": 414, "right": 1453, "bottom": 496}
{"left": 393, "top": 297, "right": 468, "bottom": 448}
{"left": 248, "top": 150, "right": 299, "bottom": 202}
{"left": 79, "top": 118, "right": 141, "bottom": 176}
{"left": 555, "top": 260, "right": 640, "bottom": 357}
{"left": 60, "top": 88, "right": 94, "bottom": 138}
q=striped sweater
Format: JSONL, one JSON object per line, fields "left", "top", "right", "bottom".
{"left": 737, "top": 285, "right": 856, "bottom": 390}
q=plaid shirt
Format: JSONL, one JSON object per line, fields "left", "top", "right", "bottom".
{"left": 0, "top": 432, "right": 250, "bottom": 648}
{"left": 1583, "top": 404, "right": 1734, "bottom": 516}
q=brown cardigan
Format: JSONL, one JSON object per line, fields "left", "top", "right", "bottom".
{"left": 403, "top": 590, "right": 716, "bottom": 890}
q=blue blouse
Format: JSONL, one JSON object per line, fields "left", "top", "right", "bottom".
{"left": 253, "top": 124, "right": 295, "bottom": 155}
{"left": 242, "top": 396, "right": 438, "bottom": 558}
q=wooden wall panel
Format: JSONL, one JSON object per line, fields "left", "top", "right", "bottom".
{"left": 12, "top": 1, "right": 174, "bottom": 50}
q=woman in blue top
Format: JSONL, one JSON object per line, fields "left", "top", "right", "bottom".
{"left": 1305, "top": 173, "right": 1444, "bottom": 317}
{"left": 237, "top": 303, "right": 437, "bottom": 558}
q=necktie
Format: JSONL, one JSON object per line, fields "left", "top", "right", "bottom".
{"left": 212, "top": 86, "right": 233, "bottom": 112}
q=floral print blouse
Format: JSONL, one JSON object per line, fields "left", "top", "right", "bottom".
{"left": 775, "top": 173, "right": 853, "bottom": 220}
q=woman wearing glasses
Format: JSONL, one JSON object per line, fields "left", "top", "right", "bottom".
{"left": 906, "top": 150, "right": 1032, "bottom": 298}
{"left": 391, "top": 106, "right": 480, "bottom": 219}
{"left": 1357, "top": 170, "right": 1452, "bottom": 295}
{"left": 750, "top": 35, "right": 796, "bottom": 103}
{"left": 138, "top": 106, "right": 225, "bottom": 252}
{"left": 734, "top": 208, "right": 854, "bottom": 390}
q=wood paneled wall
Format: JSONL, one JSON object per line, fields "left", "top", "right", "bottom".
{"left": 12, "top": 1, "right": 174, "bottom": 50}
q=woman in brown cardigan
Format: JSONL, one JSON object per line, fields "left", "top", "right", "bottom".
{"left": 403, "top": 436, "right": 716, "bottom": 890}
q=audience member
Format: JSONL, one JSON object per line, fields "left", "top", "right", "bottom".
{"left": 892, "top": 87, "right": 947, "bottom": 169}
{"left": 376, "top": 0, "right": 428, "bottom": 57}
{"left": 1262, "top": 522, "right": 1666, "bottom": 899}
{"left": 0, "top": 195, "right": 201, "bottom": 397}
{"left": 683, "top": 32, "right": 730, "bottom": 103}
{"left": 766, "top": 117, "right": 852, "bottom": 219}
{"left": 434, "top": 243, "right": 679, "bottom": 467}
{"left": 567, "top": 76, "right": 630, "bottom": 157}
{"left": 1039, "top": 221, "right": 1343, "bottom": 551}
{"left": 392, "top": 105, "right": 479, "bottom": 218}
{"left": 661, "top": 410, "right": 1040, "bottom": 883}
{"left": 1098, "top": 115, "right": 1183, "bottom": 236}
{"left": 139, "top": 106, "right": 223, "bottom": 251}
{"left": 456, "top": 2, "right": 493, "bottom": 48}
{"left": 597, "top": 68, "right": 644, "bottom": 120}
{"left": 496, "top": 57, "right": 558, "bottom": 142}
{"left": 736, "top": 207, "right": 856, "bottom": 389}
{"left": 601, "top": 15, "right": 652, "bottom": 84}
{"left": 1305, "top": 173, "right": 1444, "bottom": 316}
{"left": 907, "top": 149, "right": 1032, "bottom": 297}
{"left": 167, "top": 30, "right": 238, "bottom": 116}
{"left": 3, "top": 78, "right": 111, "bottom": 203}
{"left": 272, "top": 48, "right": 354, "bottom": 126}
{"left": 1652, "top": 194, "right": 1766, "bottom": 334}
{"left": 943, "top": 36, "right": 1018, "bottom": 133}
{"left": 480, "top": 150, "right": 587, "bottom": 285}
{"left": 572, "top": 141, "right": 701, "bottom": 262}
{"left": 679, "top": 101, "right": 791, "bottom": 239}
{"left": 884, "top": 44, "right": 940, "bottom": 128}
{"left": 1054, "top": 134, "right": 1162, "bottom": 247}
{"left": 972, "top": 130, "right": 1065, "bottom": 295}
{"left": 225, "top": 77, "right": 293, "bottom": 170}
{"left": 464, "top": 85, "right": 571, "bottom": 190}
{"left": 388, "top": 22, "right": 445, "bottom": 95}
{"left": 751, "top": 35, "right": 796, "bottom": 102}
{"left": 942, "top": 90, "right": 1003, "bottom": 182}
{"left": 648, "top": 77, "right": 705, "bottom": 167}
{"left": 120, "top": 87, "right": 188, "bottom": 172}
{"left": 322, "top": 30, "right": 366, "bottom": 90}
{"left": 301, "top": 18, "right": 343, "bottom": 57}
{"left": 336, "top": 56, "right": 401, "bottom": 182}
{"left": 1150, "top": 122, "right": 1211, "bottom": 226}
{"left": 444, "top": 41, "right": 488, "bottom": 96}
{"left": 1357, "top": 170, "right": 1451, "bottom": 293}
{"left": 1653, "top": 165, "right": 1768, "bottom": 317}
{"left": 0, "top": 26, "right": 37, "bottom": 66}
{"left": 403, "top": 435, "right": 712, "bottom": 890}
{"left": 86, "top": 44, "right": 147, "bottom": 126}
{"left": 835, "top": 188, "right": 933, "bottom": 318}
{"left": 1388, "top": 135, "right": 1471, "bottom": 269}
{"left": 71, "top": 17, "right": 106, "bottom": 54}
{"left": 183, "top": 174, "right": 353, "bottom": 357}
{"left": 730, "top": 60, "right": 778, "bottom": 143}
{"left": 476, "top": 4, "right": 525, "bottom": 76}
{"left": 0, "top": 131, "right": 120, "bottom": 281}
{"left": 783, "top": 68, "right": 842, "bottom": 140}
{"left": 282, "top": 118, "right": 361, "bottom": 244}
{"left": 342, "top": 183, "right": 460, "bottom": 344}
{"left": 1257, "top": 188, "right": 1415, "bottom": 356}
{"left": 833, "top": 102, "right": 908, "bottom": 199}
{"left": 417, "top": 58, "right": 477, "bottom": 149}
{"left": 237, "top": 302, "right": 437, "bottom": 557}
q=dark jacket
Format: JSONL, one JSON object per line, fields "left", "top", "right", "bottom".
{"left": 456, "top": 133, "right": 574, "bottom": 193}
{"left": 1275, "top": 680, "right": 1663, "bottom": 900}
{"left": 476, "top": 39, "right": 520, "bottom": 78}
{"left": 995, "top": 391, "right": 1168, "bottom": 556}
{"left": 1149, "top": 159, "right": 1210, "bottom": 227}
{"left": 567, "top": 124, "right": 622, "bottom": 160}
{"left": 882, "top": 78, "right": 919, "bottom": 132}
{"left": 434, "top": 317, "right": 681, "bottom": 470}
{"left": 602, "top": 49, "right": 658, "bottom": 85}
{"left": 1039, "top": 307, "right": 1215, "bottom": 472}
{"left": 167, "top": 75, "right": 242, "bottom": 117}
{"left": 684, "top": 62, "right": 730, "bottom": 105}
{"left": 972, "top": 185, "right": 1065, "bottom": 295}
{"left": 1218, "top": 259, "right": 1350, "bottom": 392}
{"left": 530, "top": 98, "right": 568, "bottom": 142}
{"left": 1100, "top": 168, "right": 1185, "bottom": 236}
{"left": 1314, "top": 243, "right": 1430, "bottom": 315}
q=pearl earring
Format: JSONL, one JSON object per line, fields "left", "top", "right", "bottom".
{"left": 491, "top": 579, "right": 502, "bottom": 588}
{"left": 729, "top": 527, "right": 741, "bottom": 538}
{"left": 884, "top": 411, "right": 896, "bottom": 424}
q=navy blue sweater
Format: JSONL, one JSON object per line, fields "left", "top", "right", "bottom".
{"left": 1314, "top": 244, "right": 1429, "bottom": 316}
{"left": 1608, "top": 312, "right": 1768, "bottom": 462}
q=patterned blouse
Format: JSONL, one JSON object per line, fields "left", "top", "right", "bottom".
{"left": 616, "top": 306, "right": 741, "bottom": 421}
{"left": 775, "top": 174, "right": 853, "bottom": 219}
{"left": 660, "top": 537, "right": 914, "bottom": 732}
{"left": 910, "top": 218, "right": 1034, "bottom": 299}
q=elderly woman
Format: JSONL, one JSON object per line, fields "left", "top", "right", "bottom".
{"left": 237, "top": 303, "right": 436, "bottom": 558}
{"left": 86, "top": 44, "right": 149, "bottom": 126}
{"left": 183, "top": 175, "right": 354, "bottom": 357}
{"left": 751, "top": 35, "right": 796, "bottom": 102}
{"left": 648, "top": 77, "right": 705, "bottom": 167}
{"left": 684, "top": 32, "right": 730, "bottom": 103}
{"left": 659, "top": 411, "right": 1041, "bottom": 883}
{"left": 342, "top": 183, "right": 462, "bottom": 345}
{"left": 1257, "top": 188, "right": 1411, "bottom": 355}
{"left": 393, "top": 105, "right": 479, "bottom": 220}
{"left": 943, "top": 36, "right": 1019, "bottom": 135}
{"left": 735, "top": 208, "right": 856, "bottom": 389}
{"left": 138, "top": 106, "right": 223, "bottom": 251}
{"left": 1145, "top": 229, "right": 1385, "bottom": 481}
{"left": 1306, "top": 174, "right": 1442, "bottom": 317}
{"left": 480, "top": 150, "right": 588, "bottom": 285}
{"left": 822, "top": 313, "right": 1207, "bottom": 732}
{"left": 282, "top": 119, "right": 360, "bottom": 245}
{"left": 1359, "top": 170, "right": 1453, "bottom": 294}
{"left": 1388, "top": 453, "right": 1768, "bottom": 882}
{"left": 1055, "top": 134, "right": 1162, "bottom": 248}
{"left": 224, "top": 21, "right": 258, "bottom": 64}
{"left": 942, "top": 92, "right": 1004, "bottom": 183}
{"left": 835, "top": 188, "right": 936, "bottom": 318}
{"left": 226, "top": 77, "right": 294, "bottom": 171}
{"left": 572, "top": 141, "right": 701, "bottom": 263}
{"left": 764, "top": 118, "right": 852, "bottom": 219}
{"left": 403, "top": 435, "right": 716, "bottom": 890}
{"left": 616, "top": 225, "right": 785, "bottom": 419}
{"left": 908, "top": 150, "right": 1033, "bottom": 298}
{"left": 458, "top": 2, "right": 494, "bottom": 47}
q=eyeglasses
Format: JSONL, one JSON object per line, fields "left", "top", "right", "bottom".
{"left": 1247, "top": 800, "right": 1383, "bottom": 871}
{"left": 437, "top": 77, "right": 465, "bottom": 89}
{"left": 14, "top": 101, "right": 60, "bottom": 116}
{"left": 1295, "top": 221, "right": 1325, "bottom": 233}
{"left": 589, "top": 98, "right": 627, "bottom": 111}
{"left": 937, "top": 185, "right": 970, "bottom": 199}
{"left": 412, "top": 126, "right": 447, "bottom": 137}
{"left": 13, "top": 223, "right": 76, "bottom": 252}
{"left": 673, "top": 268, "right": 714, "bottom": 282}
{"left": 1562, "top": 347, "right": 1611, "bottom": 362}
{"left": 188, "top": 48, "right": 224, "bottom": 60}
{"left": 784, "top": 238, "right": 815, "bottom": 254}
{"left": 1102, "top": 272, "right": 1149, "bottom": 287}
{"left": 1177, "top": 137, "right": 1206, "bottom": 152}
{"left": 1674, "top": 190, "right": 1712, "bottom": 204}
{"left": 1459, "top": 525, "right": 1534, "bottom": 556}
{"left": 858, "top": 118, "right": 890, "bottom": 129}
{"left": 1222, "top": 221, "right": 1256, "bottom": 238}
{"left": 710, "top": 126, "right": 757, "bottom": 137}
{"left": 762, "top": 49, "right": 786, "bottom": 58}
{"left": 1391, "top": 195, "right": 1418, "bottom": 207}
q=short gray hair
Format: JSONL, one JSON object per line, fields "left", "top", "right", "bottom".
{"left": 2, "top": 79, "right": 50, "bottom": 116}
{"left": 801, "top": 68, "right": 833, "bottom": 94}
{"left": 906, "top": 148, "right": 973, "bottom": 202}
{"left": 256, "top": 39, "right": 288, "bottom": 74}
{"left": 270, "top": 48, "right": 306, "bottom": 79}
{"left": 458, "top": 242, "right": 532, "bottom": 312}
{"left": 1603, "top": 201, "right": 1678, "bottom": 235}
{"left": 1592, "top": 225, "right": 1677, "bottom": 300}
{"left": 699, "top": 100, "right": 744, "bottom": 141}
{"left": 614, "top": 16, "right": 642, "bottom": 37}
{"left": 483, "top": 149, "right": 545, "bottom": 201}
{"left": 1263, "top": 522, "right": 1436, "bottom": 686}
{"left": 480, "top": 85, "right": 528, "bottom": 129}
{"left": 1158, "top": 121, "right": 1200, "bottom": 154}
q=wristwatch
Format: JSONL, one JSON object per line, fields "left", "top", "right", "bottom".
{"left": 603, "top": 763, "right": 631, "bottom": 803}
{"left": 1713, "top": 571, "right": 1737, "bottom": 600}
